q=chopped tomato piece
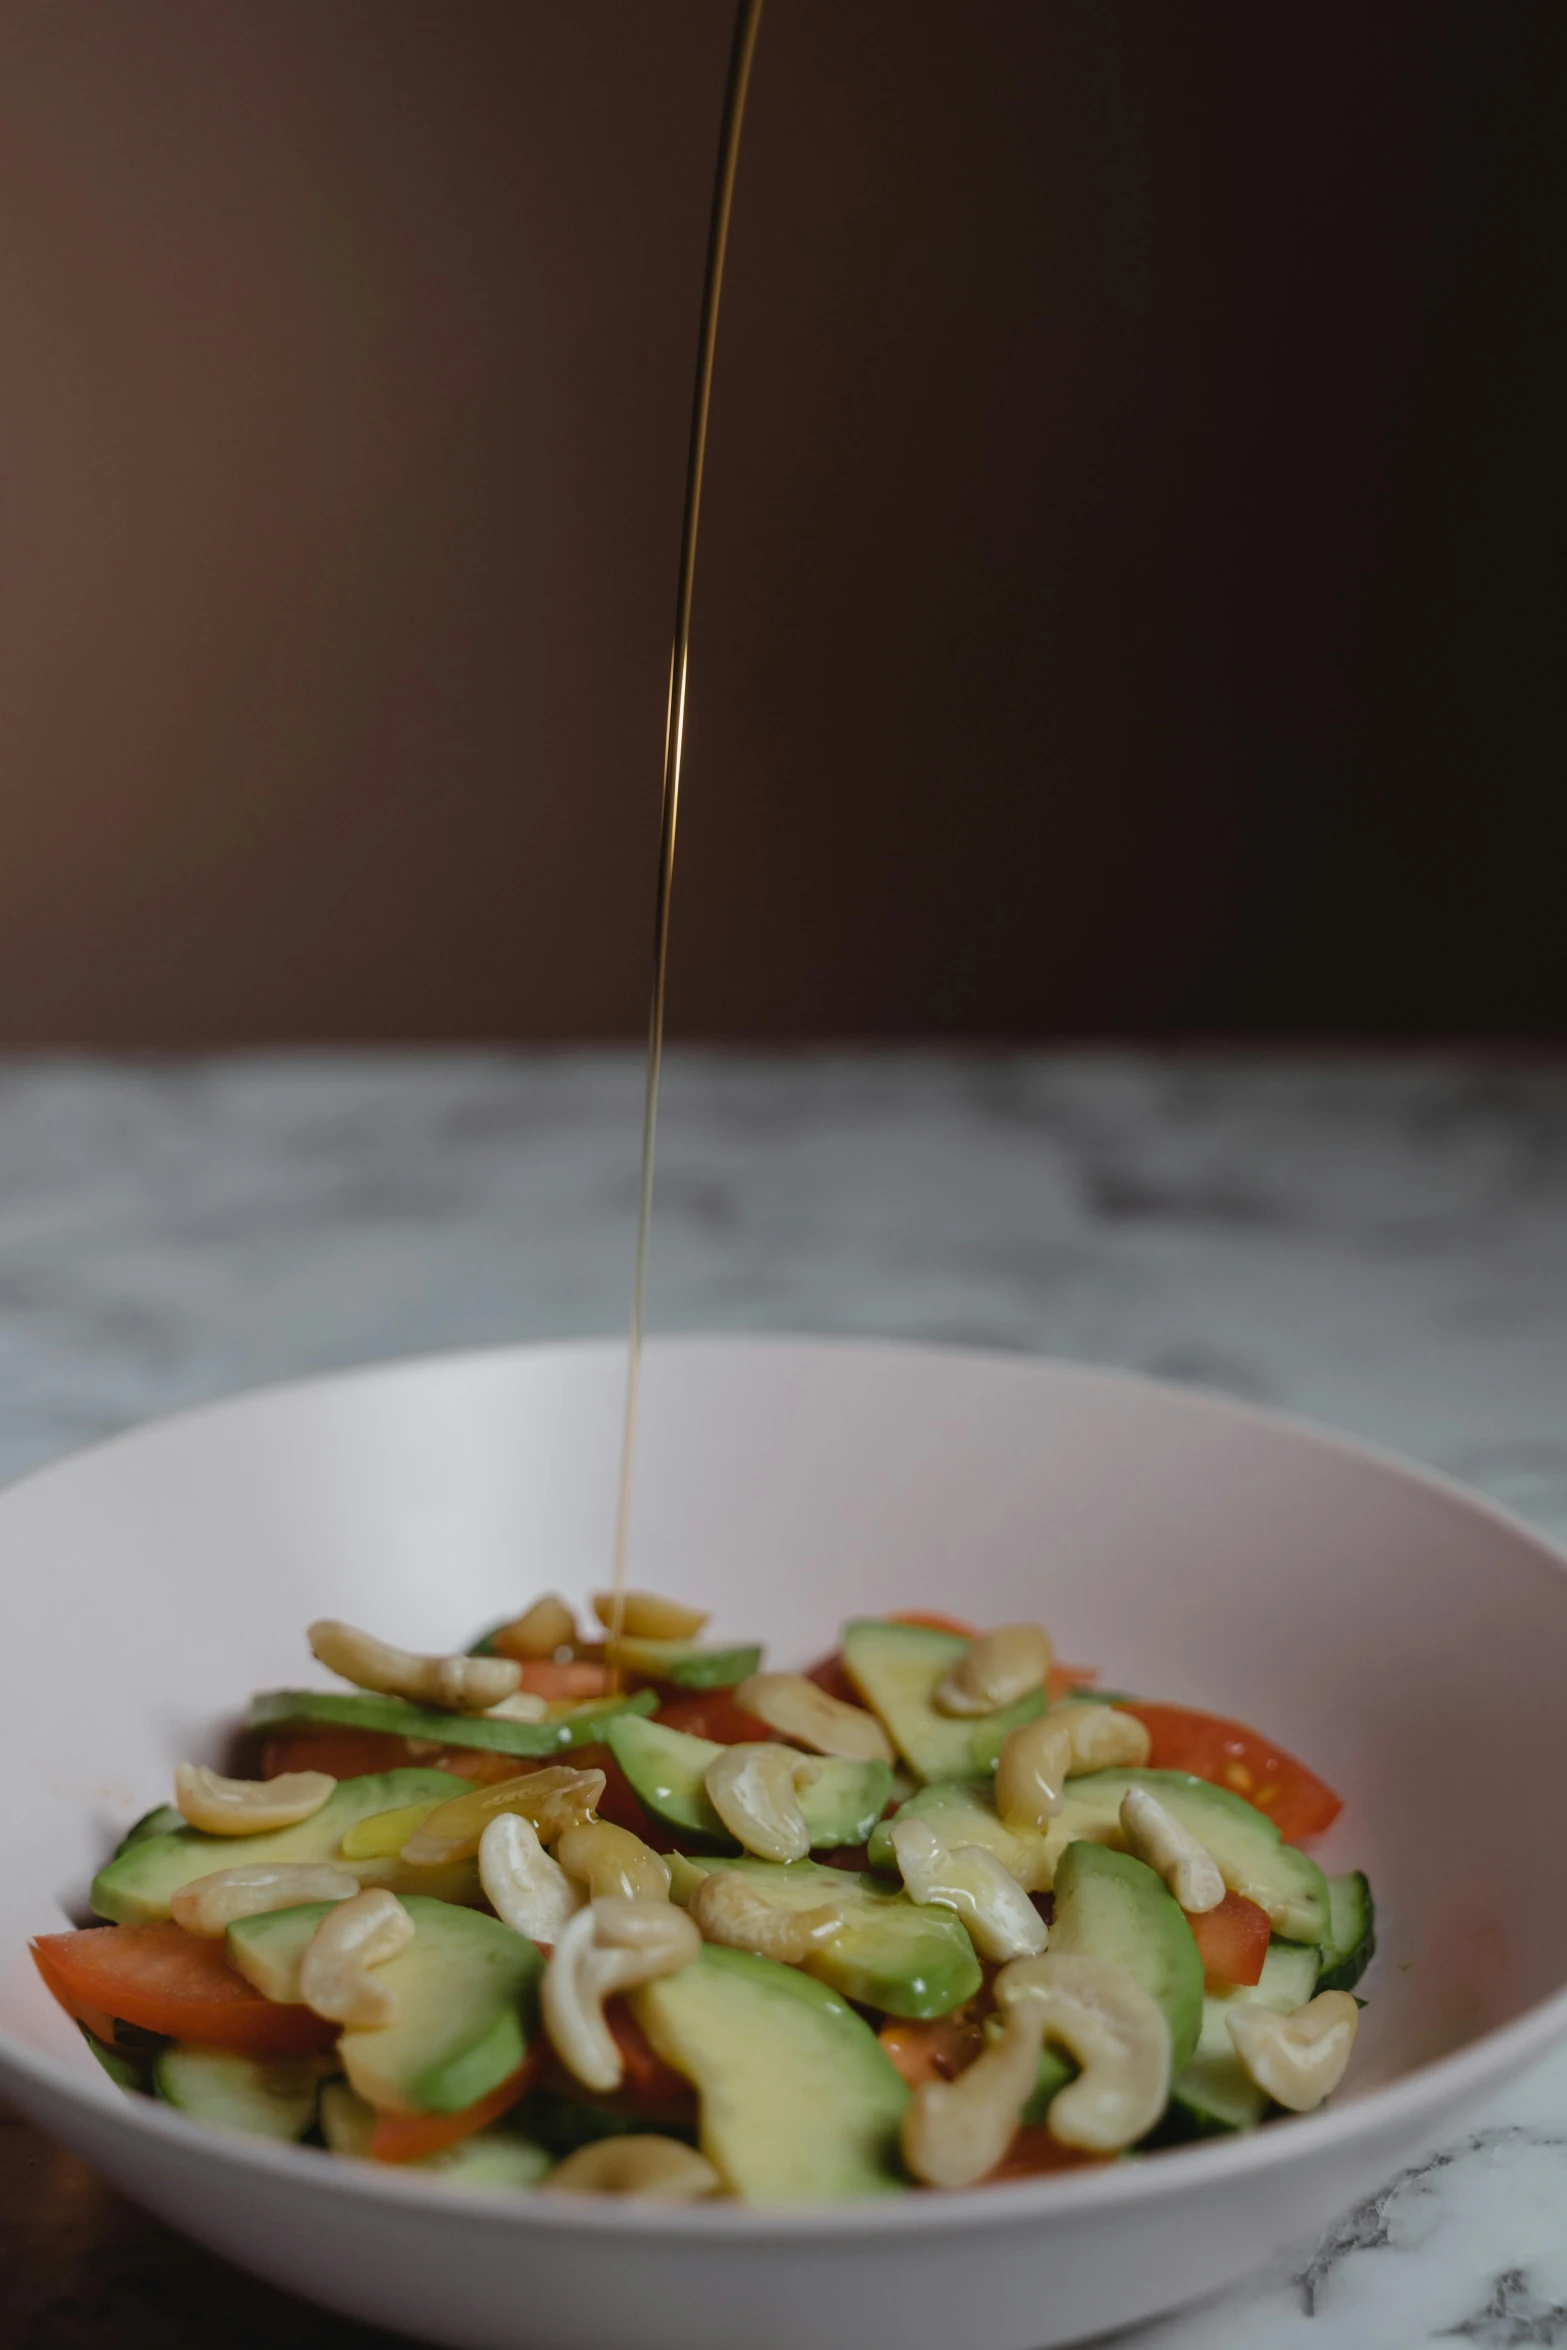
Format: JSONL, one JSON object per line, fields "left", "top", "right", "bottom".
{"left": 370, "top": 2053, "right": 538, "bottom": 2163}
{"left": 1046, "top": 1662, "right": 1100, "bottom": 1703}
{"left": 805, "top": 1651, "right": 861, "bottom": 1707}
{"left": 654, "top": 1690, "right": 770, "bottom": 1745}
{"left": 878, "top": 2008, "right": 988, "bottom": 2089}
{"left": 32, "top": 1924, "right": 336, "bottom": 2056}
{"left": 1187, "top": 1891, "right": 1270, "bottom": 1989}
{"left": 513, "top": 1659, "right": 611, "bottom": 1702}
{"left": 260, "top": 1729, "right": 523, "bottom": 1787}
{"left": 570, "top": 1745, "right": 681, "bottom": 1852}
{"left": 605, "top": 1999, "right": 691, "bottom": 2111}
{"left": 1118, "top": 1703, "right": 1343, "bottom": 1840}
{"left": 887, "top": 1611, "right": 979, "bottom": 1637}
{"left": 982, "top": 2124, "right": 1105, "bottom": 2183}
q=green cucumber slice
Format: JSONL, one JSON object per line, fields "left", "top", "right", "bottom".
{"left": 605, "top": 1714, "right": 894, "bottom": 1851}
{"left": 247, "top": 1685, "right": 656, "bottom": 1759}
{"left": 1317, "top": 1871, "right": 1376, "bottom": 1994}
{"left": 155, "top": 2045, "right": 325, "bottom": 2142}
{"left": 840, "top": 1621, "right": 1046, "bottom": 1783}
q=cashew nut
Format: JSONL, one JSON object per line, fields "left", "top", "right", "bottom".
{"left": 482, "top": 1692, "right": 550, "bottom": 1723}
{"left": 400, "top": 1766, "right": 606, "bottom": 1867}
{"left": 591, "top": 1589, "right": 710, "bottom": 1642}
{"left": 704, "top": 1744, "right": 810, "bottom": 1864}
{"left": 555, "top": 1819, "right": 671, "bottom": 1904}
{"left": 995, "top": 1705, "right": 1151, "bottom": 1830}
{"left": 307, "top": 1619, "right": 520, "bottom": 1713}
{"left": 1119, "top": 1786, "right": 1225, "bottom": 1914}
{"left": 298, "top": 1889, "right": 415, "bottom": 2028}
{"left": 888, "top": 1817, "right": 1048, "bottom": 1962}
{"left": 995, "top": 1950, "right": 1171, "bottom": 2151}
{"left": 478, "top": 1812, "right": 584, "bottom": 1944}
{"left": 541, "top": 1898, "right": 700, "bottom": 2091}
{"left": 733, "top": 1672, "right": 894, "bottom": 1763}
{"left": 687, "top": 1870, "right": 843, "bottom": 1964}
{"left": 1228, "top": 1990, "right": 1360, "bottom": 2112}
{"left": 174, "top": 1762, "right": 335, "bottom": 1837}
{"left": 934, "top": 1623, "right": 1053, "bottom": 1717}
{"left": 546, "top": 2136, "right": 721, "bottom": 2200}
{"left": 492, "top": 1594, "right": 579, "bottom": 1659}
{"left": 901, "top": 1995, "right": 1048, "bottom": 2188}
{"left": 169, "top": 1862, "right": 361, "bottom": 1937}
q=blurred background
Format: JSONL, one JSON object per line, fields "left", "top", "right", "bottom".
{"left": 3, "top": 0, "right": 1563, "bottom": 1048}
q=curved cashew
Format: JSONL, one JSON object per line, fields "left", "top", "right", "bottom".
{"left": 1228, "top": 1991, "right": 1360, "bottom": 2112}
{"left": 688, "top": 1870, "right": 843, "bottom": 1963}
{"left": 591, "top": 1589, "right": 710, "bottom": 1642}
{"left": 934, "top": 1623, "right": 1053, "bottom": 1717}
{"left": 482, "top": 1692, "right": 550, "bottom": 1723}
{"left": 1119, "top": 1786, "right": 1225, "bottom": 1914}
{"left": 734, "top": 1672, "right": 894, "bottom": 1763}
{"left": 994, "top": 1951, "right": 1170, "bottom": 2152}
{"left": 400, "top": 1766, "right": 606, "bottom": 1867}
{"left": 546, "top": 2135, "right": 721, "bottom": 2200}
{"left": 298, "top": 1889, "right": 415, "bottom": 2028}
{"left": 541, "top": 1898, "right": 700, "bottom": 2092}
{"left": 478, "top": 1813, "right": 584, "bottom": 1945}
{"left": 555, "top": 1819, "right": 671, "bottom": 1904}
{"left": 308, "top": 1619, "right": 520, "bottom": 1714}
{"left": 901, "top": 1996, "right": 1048, "bottom": 2188}
{"left": 995, "top": 1705, "right": 1150, "bottom": 1829}
{"left": 175, "top": 1762, "right": 335, "bottom": 1837}
{"left": 170, "top": 1862, "right": 360, "bottom": 1937}
{"left": 704, "top": 1744, "right": 810, "bottom": 1863}
{"left": 491, "top": 1594, "right": 578, "bottom": 1660}
{"left": 888, "top": 1817, "right": 1047, "bottom": 1962}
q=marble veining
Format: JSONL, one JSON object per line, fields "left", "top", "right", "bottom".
{"left": 1, "top": 1047, "right": 1565, "bottom": 2348}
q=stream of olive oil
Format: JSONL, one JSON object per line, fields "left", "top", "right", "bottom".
{"left": 606, "top": 0, "right": 764, "bottom": 1677}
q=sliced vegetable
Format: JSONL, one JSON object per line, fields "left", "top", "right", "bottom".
{"left": 877, "top": 2007, "right": 987, "bottom": 2088}
{"left": 885, "top": 1611, "right": 979, "bottom": 1637}
{"left": 841, "top": 1620, "right": 1047, "bottom": 1783}
{"left": 654, "top": 1690, "right": 772, "bottom": 1745}
{"left": 1188, "top": 1892, "right": 1271, "bottom": 1990}
{"left": 155, "top": 2044, "right": 325, "bottom": 2141}
{"left": 606, "top": 1639, "right": 763, "bottom": 1691}
{"left": 370, "top": 2054, "right": 537, "bottom": 2163}
{"left": 33, "top": 1924, "right": 337, "bottom": 2055}
{"left": 1117, "top": 1703, "right": 1343, "bottom": 1841}
{"left": 1317, "top": 1871, "right": 1376, "bottom": 1994}
{"left": 247, "top": 1685, "right": 657, "bottom": 1761}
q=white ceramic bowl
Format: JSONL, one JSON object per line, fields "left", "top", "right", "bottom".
{"left": 3, "top": 1337, "right": 1566, "bottom": 2350}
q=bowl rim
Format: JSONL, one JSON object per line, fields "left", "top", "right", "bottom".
{"left": 4, "top": 1331, "right": 1566, "bottom": 2239}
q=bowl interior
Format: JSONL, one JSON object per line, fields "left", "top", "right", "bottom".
{"left": 3, "top": 1336, "right": 1566, "bottom": 2111}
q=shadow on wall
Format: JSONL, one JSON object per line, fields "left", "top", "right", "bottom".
{"left": 1, "top": 0, "right": 1564, "bottom": 1045}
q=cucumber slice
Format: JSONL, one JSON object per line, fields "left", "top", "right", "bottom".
{"left": 247, "top": 1685, "right": 656, "bottom": 1760}
{"left": 1170, "top": 1940, "right": 1321, "bottom": 2135}
{"left": 321, "top": 2081, "right": 552, "bottom": 2187}
{"left": 1317, "top": 1871, "right": 1376, "bottom": 1994}
{"left": 1051, "top": 1842, "right": 1204, "bottom": 2073}
{"left": 605, "top": 1714, "right": 894, "bottom": 1851}
{"left": 155, "top": 2045, "right": 325, "bottom": 2142}
{"left": 111, "top": 1805, "right": 185, "bottom": 1859}
{"left": 91, "top": 1768, "right": 477, "bottom": 1925}
{"left": 840, "top": 1621, "right": 1046, "bottom": 1784}
{"left": 606, "top": 1639, "right": 762, "bottom": 1689}
{"left": 868, "top": 1770, "right": 1330, "bottom": 1942}
{"left": 671, "top": 1853, "right": 982, "bottom": 2020}
{"left": 81, "top": 2025, "right": 150, "bottom": 2096}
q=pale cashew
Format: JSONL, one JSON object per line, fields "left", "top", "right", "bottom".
{"left": 934, "top": 1623, "right": 1053, "bottom": 1717}
{"left": 591, "top": 1589, "right": 710, "bottom": 1642}
{"left": 298, "top": 1889, "right": 415, "bottom": 2028}
{"left": 688, "top": 1870, "right": 843, "bottom": 1964}
{"left": 174, "top": 1762, "right": 335, "bottom": 1837}
{"left": 704, "top": 1744, "right": 810, "bottom": 1863}
{"left": 478, "top": 1813, "right": 584, "bottom": 1945}
{"left": 1228, "top": 1991, "right": 1360, "bottom": 2112}
{"left": 307, "top": 1619, "right": 520, "bottom": 1713}
{"left": 170, "top": 1862, "right": 360, "bottom": 1937}
{"left": 541, "top": 1898, "right": 700, "bottom": 2092}
{"left": 546, "top": 2136, "right": 721, "bottom": 2200}
{"left": 1119, "top": 1786, "right": 1225, "bottom": 1914}
{"left": 888, "top": 1817, "right": 1047, "bottom": 1962}
{"left": 901, "top": 1997, "right": 1048, "bottom": 2188}
{"left": 733, "top": 1672, "right": 894, "bottom": 1763}
{"left": 994, "top": 1950, "right": 1171, "bottom": 2152}
{"left": 482, "top": 1692, "right": 549, "bottom": 1723}
{"left": 400, "top": 1766, "right": 606, "bottom": 1867}
{"left": 555, "top": 1819, "right": 671, "bottom": 1904}
{"left": 995, "top": 1705, "right": 1150, "bottom": 1829}
{"left": 492, "top": 1594, "right": 578, "bottom": 1659}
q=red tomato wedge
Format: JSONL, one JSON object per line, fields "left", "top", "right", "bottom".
{"left": 605, "top": 1999, "right": 691, "bottom": 2112}
{"left": 878, "top": 2009, "right": 988, "bottom": 2089}
{"left": 513, "top": 1659, "right": 611, "bottom": 1702}
{"left": 260, "top": 1729, "right": 525, "bottom": 1787}
{"left": 982, "top": 2124, "right": 1104, "bottom": 2183}
{"left": 886, "top": 1611, "right": 979, "bottom": 1637}
{"left": 32, "top": 1924, "right": 337, "bottom": 2056}
{"left": 1187, "top": 1891, "right": 1271, "bottom": 1989}
{"left": 654, "top": 1690, "right": 771, "bottom": 1745}
{"left": 805, "top": 1651, "right": 860, "bottom": 1706}
{"left": 371, "top": 2053, "right": 538, "bottom": 2164}
{"left": 1046, "top": 1662, "right": 1100, "bottom": 1703}
{"left": 1118, "top": 1703, "right": 1343, "bottom": 1840}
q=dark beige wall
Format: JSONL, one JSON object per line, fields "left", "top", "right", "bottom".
{"left": 2, "top": 2, "right": 1564, "bottom": 1042}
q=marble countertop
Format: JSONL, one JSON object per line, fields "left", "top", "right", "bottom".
{"left": 3, "top": 1047, "right": 1565, "bottom": 2348}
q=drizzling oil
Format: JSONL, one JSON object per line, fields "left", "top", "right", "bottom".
{"left": 606, "top": 0, "right": 765, "bottom": 1684}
